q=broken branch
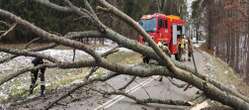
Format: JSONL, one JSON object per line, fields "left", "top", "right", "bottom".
{"left": 0, "top": 23, "right": 17, "bottom": 39}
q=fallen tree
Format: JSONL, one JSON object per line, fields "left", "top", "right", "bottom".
{"left": 0, "top": 0, "right": 248, "bottom": 109}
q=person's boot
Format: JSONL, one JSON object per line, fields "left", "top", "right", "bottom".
{"left": 40, "top": 85, "right": 45, "bottom": 97}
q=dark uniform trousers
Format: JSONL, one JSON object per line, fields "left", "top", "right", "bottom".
{"left": 30, "top": 58, "right": 46, "bottom": 96}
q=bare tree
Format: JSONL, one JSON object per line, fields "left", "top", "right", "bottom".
{"left": 204, "top": 0, "right": 249, "bottom": 82}
{"left": 0, "top": 0, "right": 249, "bottom": 110}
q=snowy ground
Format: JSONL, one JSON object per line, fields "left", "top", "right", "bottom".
{"left": 0, "top": 46, "right": 134, "bottom": 102}
{"left": 0, "top": 46, "right": 133, "bottom": 72}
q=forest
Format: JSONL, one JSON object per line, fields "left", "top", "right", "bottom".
{"left": 192, "top": 0, "right": 249, "bottom": 83}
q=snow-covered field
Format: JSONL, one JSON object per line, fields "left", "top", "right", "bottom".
{"left": 0, "top": 46, "right": 133, "bottom": 73}
{"left": 0, "top": 46, "right": 134, "bottom": 101}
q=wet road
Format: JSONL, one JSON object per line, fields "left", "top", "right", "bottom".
{"left": 8, "top": 50, "right": 209, "bottom": 110}
{"left": 93, "top": 75, "right": 198, "bottom": 110}
{"left": 91, "top": 50, "right": 206, "bottom": 110}
{"left": 49, "top": 74, "right": 198, "bottom": 110}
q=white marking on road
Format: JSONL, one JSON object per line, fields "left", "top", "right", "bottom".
{"left": 94, "top": 76, "right": 159, "bottom": 110}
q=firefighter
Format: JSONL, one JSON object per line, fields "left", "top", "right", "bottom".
{"left": 29, "top": 57, "right": 46, "bottom": 97}
{"left": 177, "top": 36, "right": 185, "bottom": 61}
{"left": 180, "top": 36, "right": 185, "bottom": 49}
{"left": 187, "top": 37, "right": 193, "bottom": 61}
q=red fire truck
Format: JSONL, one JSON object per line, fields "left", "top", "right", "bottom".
{"left": 138, "top": 13, "right": 186, "bottom": 61}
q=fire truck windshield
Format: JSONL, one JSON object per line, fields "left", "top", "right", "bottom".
{"left": 139, "top": 18, "right": 157, "bottom": 32}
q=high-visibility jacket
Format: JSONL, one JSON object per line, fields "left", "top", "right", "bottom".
{"left": 180, "top": 39, "right": 185, "bottom": 49}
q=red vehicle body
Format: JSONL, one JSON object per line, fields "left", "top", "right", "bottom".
{"left": 138, "top": 13, "right": 186, "bottom": 55}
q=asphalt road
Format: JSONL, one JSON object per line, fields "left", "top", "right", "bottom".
{"left": 51, "top": 75, "right": 198, "bottom": 110}
{"left": 93, "top": 75, "right": 198, "bottom": 110}
{"left": 6, "top": 50, "right": 208, "bottom": 110}
{"left": 90, "top": 50, "right": 205, "bottom": 110}
{"left": 50, "top": 52, "right": 201, "bottom": 110}
{"left": 46, "top": 73, "right": 198, "bottom": 110}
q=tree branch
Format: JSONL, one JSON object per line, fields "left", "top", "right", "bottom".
{"left": 0, "top": 9, "right": 102, "bottom": 61}
{"left": 24, "top": 37, "right": 41, "bottom": 49}
{"left": 0, "top": 1, "right": 248, "bottom": 110}
{"left": 44, "top": 72, "right": 119, "bottom": 110}
{"left": 34, "top": 0, "right": 73, "bottom": 12}
{"left": 92, "top": 89, "right": 193, "bottom": 106}
{"left": 0, "top": 43, "right": 57, "bottom": 64}
{"left": 97, "top": 1, "right": 249, "bottom": 109}
{"left": 0, "top": 63, "right": 56, "bottom": 86}
{"left": 0, "top": 47, "right": 60, "bottom": 63}
{"left": 0, "top": 23, "right": 17, "bottom": 39}
{"left": 119, "top": 76, "right": 136, "bottom": 90}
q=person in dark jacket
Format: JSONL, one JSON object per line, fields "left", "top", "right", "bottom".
{"left": 29, "top": 57, "right": 46, "bottom": 97}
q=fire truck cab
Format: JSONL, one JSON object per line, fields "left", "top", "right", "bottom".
{"left": 138, "top": 13, "right": 186, "bottom": 60}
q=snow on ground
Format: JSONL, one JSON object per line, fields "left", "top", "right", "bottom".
{"left": 0, "top": 46, "right": 135, "bottom": 101}
{"left": 193, "top": 40, "right": 206, "bottom": 48}
{"left": 0, "top": 46, "right": 133, "bottom": 73}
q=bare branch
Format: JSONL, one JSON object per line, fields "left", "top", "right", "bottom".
{"left": 119, "top": 76, "right": 136, "bottom": 90}
{"left": 0, "top": 43, "right": 57, "bottom": 64}
{"left": 85, "top": 46, "right": 119, "bottom": 80}
{"left": 97, "top": 1, "right": 249, "bottom": 109}
{"left": 0, "top": 47, "right": 60, "bottom": 63}
{"left": 0, "top": 63, "right": 56, "bottom": 86}
{"left": 98, "top": 0, "right": 173, "bottom": 69}
{"left": 44, "top": 72, "right": 119, "bottom": 110}
{"left": 0, "top": 23, "right": 17, "bottom": 39}
{"left": 24, "top": 37, "right": 41, "bottom": 49}
{"left": 34, "top": 0, "right": 73, "bottom": 12}
{"left": 0, "top": 59, "right": 96, "bottom": 87}
{"left": 0, "top": 9, "right": 101, "bottom": 61}
{"left": 0, "top": 1, "right": 248, "bottom": 109}
{"left": 64, "top": 31, "right": 103, "bottom": 39}
{"left": 93, "top": 89, "right": 193, "bottom": 106}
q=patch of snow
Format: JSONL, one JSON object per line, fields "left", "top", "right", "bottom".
{"left": 193, "top": 40, "right": 206, "bottom": 48}
{"left": 190, "top": 101, "right": 209, "bottom": 110}
{"left": 0, "top": 46, "right": 135, "bottom": 74}
{"left": 118, "top": 47, "right": 134, "bottom": 52}
{"left": 0, "top": 92, "right": 8, "bottom": 100}
{"left": 71, "top": 80, "right": 84, "bottom": 84}
{"left": 103, "top": 39, "right": 116, "bottom": 46}
{"left": 224, "top": 71, "right": 229, "bottom": 74}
